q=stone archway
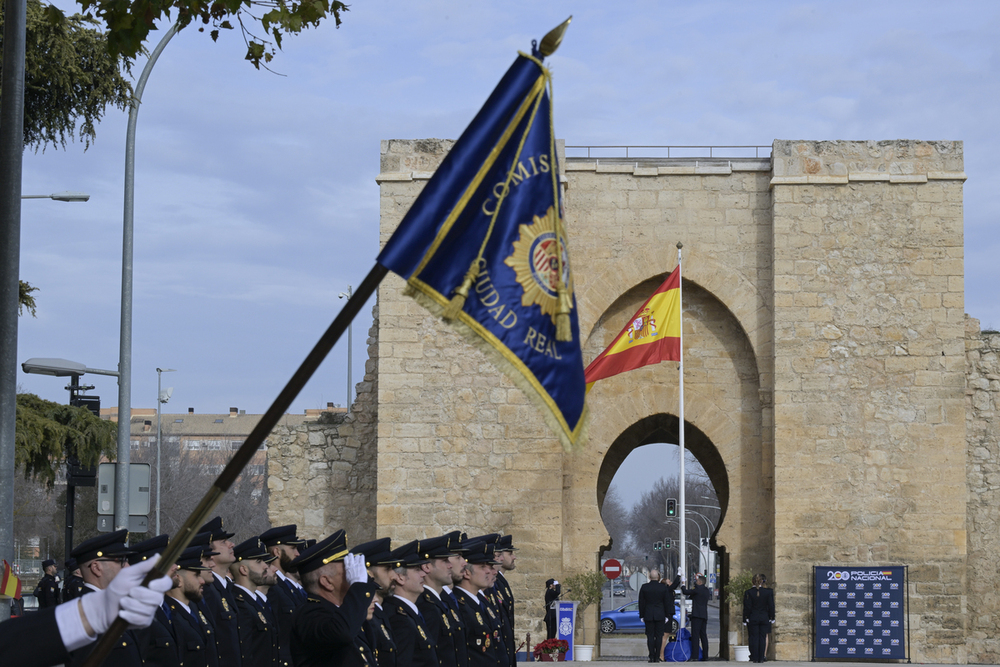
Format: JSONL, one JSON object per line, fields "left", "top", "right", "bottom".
{"left": 560, "top": 275, "right": 774, "bottom": 653}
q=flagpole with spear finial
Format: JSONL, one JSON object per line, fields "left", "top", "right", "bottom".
{"left": 82, "top": 18, "right": 577, "bottom": 666}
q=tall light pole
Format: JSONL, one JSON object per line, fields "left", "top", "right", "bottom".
{"left": 115, "top": 22, "right": 178, "bottom": 532}
{"left": 338, "top": 285, "right": 353, "bottom": 407}
{"left": 155, "top": 367, "right": 175, "bottom": 535}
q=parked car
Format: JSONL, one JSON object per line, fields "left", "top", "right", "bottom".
{"left": 603, "top": 581, "right": 628, "bottom": 596}
{"left": 600, "top": 601, "right": 682, "bottom": 634}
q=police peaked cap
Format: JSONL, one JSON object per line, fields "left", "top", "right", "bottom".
{"left": 388, "top": 540, "right": 431, "bottom": 567}
{"left": 441, "top": 530, "right": 463, "bottom": 551}
{"left": 198, "top": 516, "right": 235, "bottom": 541}
{"left": 496, "top": 534, "right": 517, "bottom": 551}
{"left": 127, "top": 534, "right": 169, "bottom": 565}
{"left": 233, "top": 537, "right": 276, "bottom": 563}
{"left": 71, "top": 529, "right": 132, "bottom": 564}
{"left": 417, "top": 535, "right": 454, "bottom": 559}
{"left": 260, "top": 524, "right": 307, "bottom": 548}
{"left": 64, "top": 558, "right": 78, "bottom": 571}
{"left": 461, "top": 540, "right": 498, "bottom": 565}
{"left": 188, "top": 532, "right": 220, "bottom": 561}
{"left": 41, "top": 559, "right": 56, "bottom": 569}
{"left": 468, "top": 533, "right": 501, "bottom": 546}
{"left": 176, "top": 545, "right": 212, "bottom": 571}
{"left": 291, "top": 530, "right": 349, "bottom": 574}
{"left": 350, "top": 537, "right": 393, "bottom": 568}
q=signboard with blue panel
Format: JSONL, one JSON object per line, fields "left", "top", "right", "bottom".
{"left": 556, "top": 601, "right": 578, "bottom": 660}
{"left": 814, "top": 566, "right": 908, "bottom": 661}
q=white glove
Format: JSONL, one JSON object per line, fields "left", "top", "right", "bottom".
{"left": 80, "top": 555, "right": 173, "bottom": 633}
{"left": 344, "top": 553, "right": 368, "bottom": 586}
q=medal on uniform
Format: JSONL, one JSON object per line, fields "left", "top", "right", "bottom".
{"left": 381, "top": 624, "right": 391, "bottom": 639}
{"left": 258, "top": 611, "right": 267, "bottom": 624}
{"left": 199, "top": 611, "right": 209, "bottom": 626}
{"left": 451, "top": 609, "right": 460, "bottom": 623}
{"left": 487, "top": 607, "right": 496, "bottom": 619}
{"left": 222, "top": 598, "right": 230, "bottom": 612}
{"left": 476, "top": 612, "right": 483, "bottom": 625}
{"left": 443, "top": 615, "right": 451, "bottom": 629}
{"left": 418, "top": 626, "right": 427, "bottom": 640}
{"left": 485, "top": 636, "right": 491, "bottom": 648}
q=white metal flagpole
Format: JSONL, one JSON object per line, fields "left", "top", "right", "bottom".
{"left": 677, "top": 241, "right": 687, "bottom": 632}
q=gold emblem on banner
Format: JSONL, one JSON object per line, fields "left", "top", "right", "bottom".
{"left": 504, "top": 205, "right": 573, "bottom": 324}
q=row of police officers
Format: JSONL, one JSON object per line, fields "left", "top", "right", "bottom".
{"left": 57, "top": 520, "right": 520, "bottom": 667}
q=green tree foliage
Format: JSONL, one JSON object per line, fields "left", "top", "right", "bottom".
{"left": 15, "top": 393, "right": 117, "bottom": 488}
{"left": 18, "top": 280, "right": 38, "bottom": 316}
{"left": 59, "top": 0, "right": 347, "bottom": 70}
{"left": 0, "top": 0, "right": 132, "bottom": 151}
{"left": 563, "top": 570, "right": 606, "bottom": 644}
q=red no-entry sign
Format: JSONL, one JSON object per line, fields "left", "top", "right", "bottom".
{"left": 602, "top": 558, "right": 622, "bottom": 580}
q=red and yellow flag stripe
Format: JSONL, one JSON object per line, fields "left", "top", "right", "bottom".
{"left": 1, "top": 559, "right": 22, "bottom": 599}
{"left": 584, "top": 267, "right": 681, "bottom": 390}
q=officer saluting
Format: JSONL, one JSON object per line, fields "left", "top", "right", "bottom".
{"left": 289, "top": 530, "right": 378, "bottom": 667}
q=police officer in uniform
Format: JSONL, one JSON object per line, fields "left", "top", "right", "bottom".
{"left": 453, "top": 541, "right": 501, "bottom": 667}
{"left": 69, "top": 529, "right": 142, "bottom": 667}
{"left": 416, "top": 535, "right": 461, "bottom": 667}
{"left": 442, "top": 532, "right": 470, "bottom": 667}
{"left": 63, "top": 558, "right": 87, "bottom": 602}
{"left": 129, "top": 534, "right": 182, "bottom": 667}
{"left": 230, "top": 537, "right": 279, "bottom": 667}
{"left": 164, "top": 545, "right": 220, "bottom": 667}
{"left": 36, "top": 559, "right": 61, "bottom": 608}
{"left": 492, "top": 536, "right": 517, "bottom": 666}
{"left": 198, "top": 517, "right": 243, "bottom": 667}
{"left": 350, "top": 538, "right": 399, "bottom": 667}
{"left": 289, "top": 530, "right": 379, "bottom": 667}
{"left": 261, "top": 524, "right": 308, "bottom": 667}
{"left": 383, "top": 541, "right": 438, "bottom": 667}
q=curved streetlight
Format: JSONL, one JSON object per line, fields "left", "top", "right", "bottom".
{"left": 21, "top": 191, "right": 90, "bottom": 202}
{"left": 115, "top": 21, "right": 179, "bottom": 532}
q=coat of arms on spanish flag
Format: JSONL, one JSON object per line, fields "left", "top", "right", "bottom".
{"left": 584, "top": 267, "right": 682, "bottom": 391}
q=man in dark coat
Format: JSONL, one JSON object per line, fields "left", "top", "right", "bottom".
{"left": 261, "top": 525, "right": 308, "bottom": 667}
{"left": 198, "top": 517, "right": 243, "bottom": 667}
{"left": 452, "top": 541, "right": 502, "bottom": 667}
{"left": 164, "top": 546, "right": 219, "bottom": 667}
{"left": 638, "top": 570, "right": 678, "bottom": 663}
{"left": 229, "top": 538, "right": 279, "bottom": 667}
{"left": 289, "top": 530, "right": 379, "bottom": 667}
{"left": 492, "top": 536, "right": 517, "bottom": 667}
{"left": 352, "top": 538, "right": 400, "bottom": 667}
{"left": 681, "top": 575, "right": 711, "bottom": 661}
{"left": 743, "top": 574, "right": 775, "bottom": 663}
{"left": 35, "top": 559, "right": 61, "bottom": 608}
{"left": 416, "top": 535, "right": 462, "bottom": 667}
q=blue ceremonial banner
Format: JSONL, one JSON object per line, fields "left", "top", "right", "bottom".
{"left": 377, "top": 32, "right": 587, "bottom": 451}
{"left": 814, "top": 566, "right": 908, "bottom": 660}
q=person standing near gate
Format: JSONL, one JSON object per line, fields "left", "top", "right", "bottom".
{"left": 638, "top": 570, "right": 678, "bottom": 663}
{"left": 743, "top": 574, "right": 774, "bottom": 663}
{"left": 681, "top": 575, "right": 710, "bottom": 661}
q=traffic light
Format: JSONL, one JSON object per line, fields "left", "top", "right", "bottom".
{"left": 664, "top": 538, "right": 672, "bottom": 549}
{"left": 653, "top": 540, "right": 663, "bottom": 551}
{"left": 666, "top": 498, "right": 677, "bottom": 517}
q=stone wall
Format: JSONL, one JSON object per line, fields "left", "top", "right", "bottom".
{"left": 266, "top": 308, "right": 380, "bottom": 543}
{"left": 770, "top": 140, "right": 968, "bottom": 662}
{"left": 965, "top": 316, "right": 1000, "bottom": 664}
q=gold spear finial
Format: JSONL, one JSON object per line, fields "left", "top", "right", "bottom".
{"left": 539, "top": 16, "right": 572, "bottom": 57}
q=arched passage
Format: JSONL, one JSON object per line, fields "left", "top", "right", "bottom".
{"left": 564, "top": 276, "right": 775, "bottom": 656}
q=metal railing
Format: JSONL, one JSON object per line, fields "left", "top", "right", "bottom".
{"left": 565, "top": 145, "right": 771, "bottom": 160}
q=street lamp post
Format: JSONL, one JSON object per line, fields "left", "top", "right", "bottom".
{"left": 155, "top": 368, "right": 175, "bottom": 535}
{"left": 338, "top": 285, "right": 353, "bottom": 407}
{"left": 115, "top": 21, "right": 179, "bottom": 532}
{"left": 20, "top": 358, "right": 119, "bottom": 564}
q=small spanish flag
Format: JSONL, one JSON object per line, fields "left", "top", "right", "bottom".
{"left": 584, "top": 267, "right": 681, "bottom": 391}
{"left": 1, "top": 559, "right": 22, "bottom": 599}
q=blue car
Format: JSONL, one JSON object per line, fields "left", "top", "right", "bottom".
{"left": 600, "top": 601, "right": 683, "bottom": 634}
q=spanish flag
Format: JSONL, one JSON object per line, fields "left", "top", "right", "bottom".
{"left": 584, "top": 267, "right": 681, "bottom": 390}
{"left": 1, "top": 559, "right": 21, "bottom": 599}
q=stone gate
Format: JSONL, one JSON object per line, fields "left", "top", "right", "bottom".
{"left": 269, "top": 139, "right": 1000, "bottom": 664}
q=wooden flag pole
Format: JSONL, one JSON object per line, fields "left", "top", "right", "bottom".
{"left": 83, "top": 263, "right": 389, "bottom": 667}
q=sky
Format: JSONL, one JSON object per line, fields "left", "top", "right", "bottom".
{"left": 16, "top": 2, "right": 1000, "bottom": 440}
